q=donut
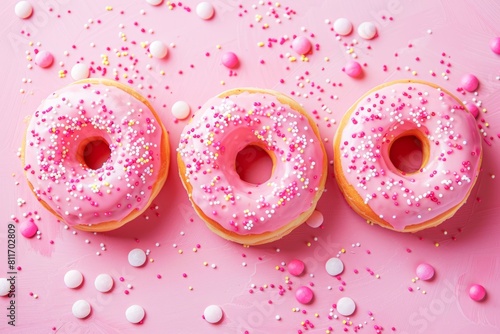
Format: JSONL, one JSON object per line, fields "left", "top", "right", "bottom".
{"left": 22, "top": 78, "right": 170, "bottom": 232}
{"left": 333, "top": 79, "right": 482, "bottom": 232}
{"left": 177, "top": 88, "right": 328, "bottom": 245}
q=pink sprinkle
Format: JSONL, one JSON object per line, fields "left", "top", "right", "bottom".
{"left": 35, "top": 50, "right": 54, "bottom": 68}
{"left": 287, "top": 259, "right": 305, "bottom": 276}
{"left": 490, "top": 37, "right": 500, "bottom": 54}
{"left": 460, "top": 74, "right": 479, "bottom": 92}
{"left": 467, "top": 103, "right": 480, "bottom": 118}
{"left": 221, "top": 51, "right": 239, "bottom": 69}
{"left": 416, "top": 263, "right": 435, "bottom": 281}
{"left": 295, "top": 286, "right": 314, "bottom": 304}
{"left": 291, "top": 36, "right": 312, "bottom": 55}
{"left": 19, "top": 220, "right": 38, "bottom": 238}
{"left": 469, "top": 284, "right": 487, "bottom": 301}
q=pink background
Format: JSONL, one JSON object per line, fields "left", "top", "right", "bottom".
{"left": 1, "top": 0, "right": 499, "bottom": 333}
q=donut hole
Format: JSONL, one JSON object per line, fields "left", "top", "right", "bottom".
{"left": 235, "top": 145, "right": 273, "bottom": 184}
{"left": 389, "top": 135, "right": 424, "bottom": 174}
{"left": 80, "top": 137, "right": 111, "bottom": 170}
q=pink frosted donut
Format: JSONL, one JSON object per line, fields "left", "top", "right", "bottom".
{"left": 334, "top": 80, "right": 482, "bottom": 232}
{"left": 177, "top": 88, "right": 328, "bottom": 245}
{"left": 22, "top": 79, "right": 170, "bottom": 232}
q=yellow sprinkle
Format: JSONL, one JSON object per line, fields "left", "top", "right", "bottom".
{"left": 29, "top": 41, "right": 34, "bottom": 46}
{"left": 435, "top": 242, "right": 440, "bottom": 247}
{"left": 341, "top": 248, "right": 346, "bottom": 253}
{"left": 105, "top": 6, "right": 113, "bottom": 11}
{"left": 255, "top": 14, "right": 262, "bottom": 22}
{"left": 216, "top": 44, "right": 221, "bottom": 49}
{"left": 412, "top": 70, "right": 418, "bottom": 76}
{"left": 178, "top": 249, "right": 183, "bottom": 254}
{"left": 288, "top": 56, "right": 297, "bottom": 62}
{"left": 160, "top": 70, "right": 165, "bottom": 75}
{"left": 263, "top": 23, "right": 269, "bottom": 29}
{"left": 422, "top": 290, "right": 427, "bottom": 294}
{"left": 149, "top": 258, "right": 154, "bottom": 262}
{"left": 263, "top": 284, "right": 268, "bottom": 288}
{"left": 342, "top": 320, "right": 347, "bottom": 324}
{"left": 220, "top": 81, "right": 225, "bottom": 85}
{"left": 257, "top": 42, "right": 265, "bottom": 47}
{"left": 192, "top": 248, "right": 197, "bottom": 252}
{"left": 203, "top": 262, "right": 208, "bottom": 266}
{"left": 275, "top": 265, "right": 280, "bottom": 270}
{"left": 411, "top": 278, "right": 416, "bottom": 283}
{"left": 275, "top": 2, "right": 280, "bottom": 7}
{"left": 314, "top": 313, "right": 319, "bottom": 318}
{"left": 301, "top": 321, "right": 305, "bottom": 326}
{"left": 306, "top": 242, "right": 311, "bottom": 247}
{"left": 324, "top": 57, "right": 330, "bottom": 62}
{"left": 326, "top": 331, "right": 331, "bottom": 334}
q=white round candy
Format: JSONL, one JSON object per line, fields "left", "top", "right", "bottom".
{"left": 15, "top": 1, "right": 33, "bottom": 19}
{"left": 94, "top": 273, "right": 114, "bottom": 293}
{"left": 126, "top": 305, "right": 145, "bottom": 323}
{"left": 146, "top": 0, "right": 163, "bottom": 5}
{"left": 149, "top": 41, "right": 168, "bottom": 59}
{"left": 64, "top": 270, "right": 84, "bottom": 289}
{"left": 71, "top": 63, "right": 90, "bottom": 81}
{"left": 337, "top": 297, "right": 356, "bottom": 316}
{"left": 171, "top": 100, "right": 191, "bottom": 120}
{"left": 333, "top": 18, "right": 353, "bottom": 36}
{"left": 204, "top": 304, "right": 223, "bottom": 323}
{"left": 357, "top": 21, "right": 377, "bottom": 40}
{"left": 72, "top": 300, "right": 91, "bottom": 319}
{"left": 325, "top": 257, "right": 344, "bottom": 276}
{"left": 306, "top": 210, "right": 323, "bottom": 228}
{"left": 196, "top": 2, "right": 215, "bottom": 20}
{"left": 128, "top": 248, "right": 147, "bottom": 267}
{"left": 0, "top": 278, "right": 10, "bottom": 296}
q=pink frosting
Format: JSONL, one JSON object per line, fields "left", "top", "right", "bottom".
{"left": 336, "top": 82, "right": 482, "bottom": 230}
{"left": 24, "top": 81, "right": 164, "bottom": 227}
{"left": 178, "top": 91, "right": 325, "bottom": 236}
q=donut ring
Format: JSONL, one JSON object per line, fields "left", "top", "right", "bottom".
{"left": 178, "top": 88, "right": 328, "bottom": 245}
{"left": 333, "top": 79, "right": 482, "bottom": 232}
{"left": 22, "top": 78, "right": 170, "bottom": 232}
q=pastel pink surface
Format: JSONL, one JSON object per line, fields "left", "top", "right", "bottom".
{"left": 1, "top": 1, "right": 500, "bottom": 334}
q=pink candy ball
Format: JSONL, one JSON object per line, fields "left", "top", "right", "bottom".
{"left": 460, "top": 74, "right": 479, "bottom": 92}
{"left": 287, "top": 259, "right": 305, "bottom": 276}
{"left": 291, "top": 36, "right": 312, "bottom": 55}
{"left": 490, "top": 37, "right": 500, "bottom": 54}
{"left": 416, "top": 263, "right": 435, "bottom": 281}
{"left": 221, "top": 51, "right": 239, "bottom": 69}
{"left": 295, "top": 286, "right": 314, "bottom": 304}
{"left": 344, "top": 60, "right": 363, "bottom": 78}
{"left": 35, "top": 50, "right": 54, "bottom": 68}
{"left": 20, "top": 220, "right": 38, "bottom": 238}
{"left": 469, "top": 284, "right": 486, "bottom": 301}
{"left": 467, "top": 103, "right": 479, "bottom": 119}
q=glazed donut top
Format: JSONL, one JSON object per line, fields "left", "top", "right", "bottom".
{"left": 336, "top": 81, "right": 482, "bottom": 231}
{"left": 23, "top": 80, "right": 166, "bottom": 227}
{"left": 178, "top": 90, "right": 326, "bottom": 236}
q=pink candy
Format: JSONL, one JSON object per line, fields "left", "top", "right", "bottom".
{"left": 460, "top": 74, "right": 479, "bottom": 92}
{"left": 416, "top": 263, "right": 435, "bottom": 281}
{"left": 287, "top": 259, "right": 305, "bottom": 276}
{"left": 35, "top": 50, "right": 54, "bottom": 68}
{"left": 291, "top": 36, "right": 312, "bottom": 55}
{"left": 295, "top": 286, "right": 314, "bottom": 304}
{"left": 490, "top": 37, "right": 500, "bottom": 54}
{"left": 344, "top": 60, "right": 363, "bottom": 78}
{"left": 20, "top": 220, "right": 38, "bottom": 238}
{"left": 469, "top": 284, "right": 486, "bottom": 301}
{"left": 467, "top": 103, "right": 479, "bottom": 119}
{"left": 221, "top": 51, "right": 239, "bottom": 69}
